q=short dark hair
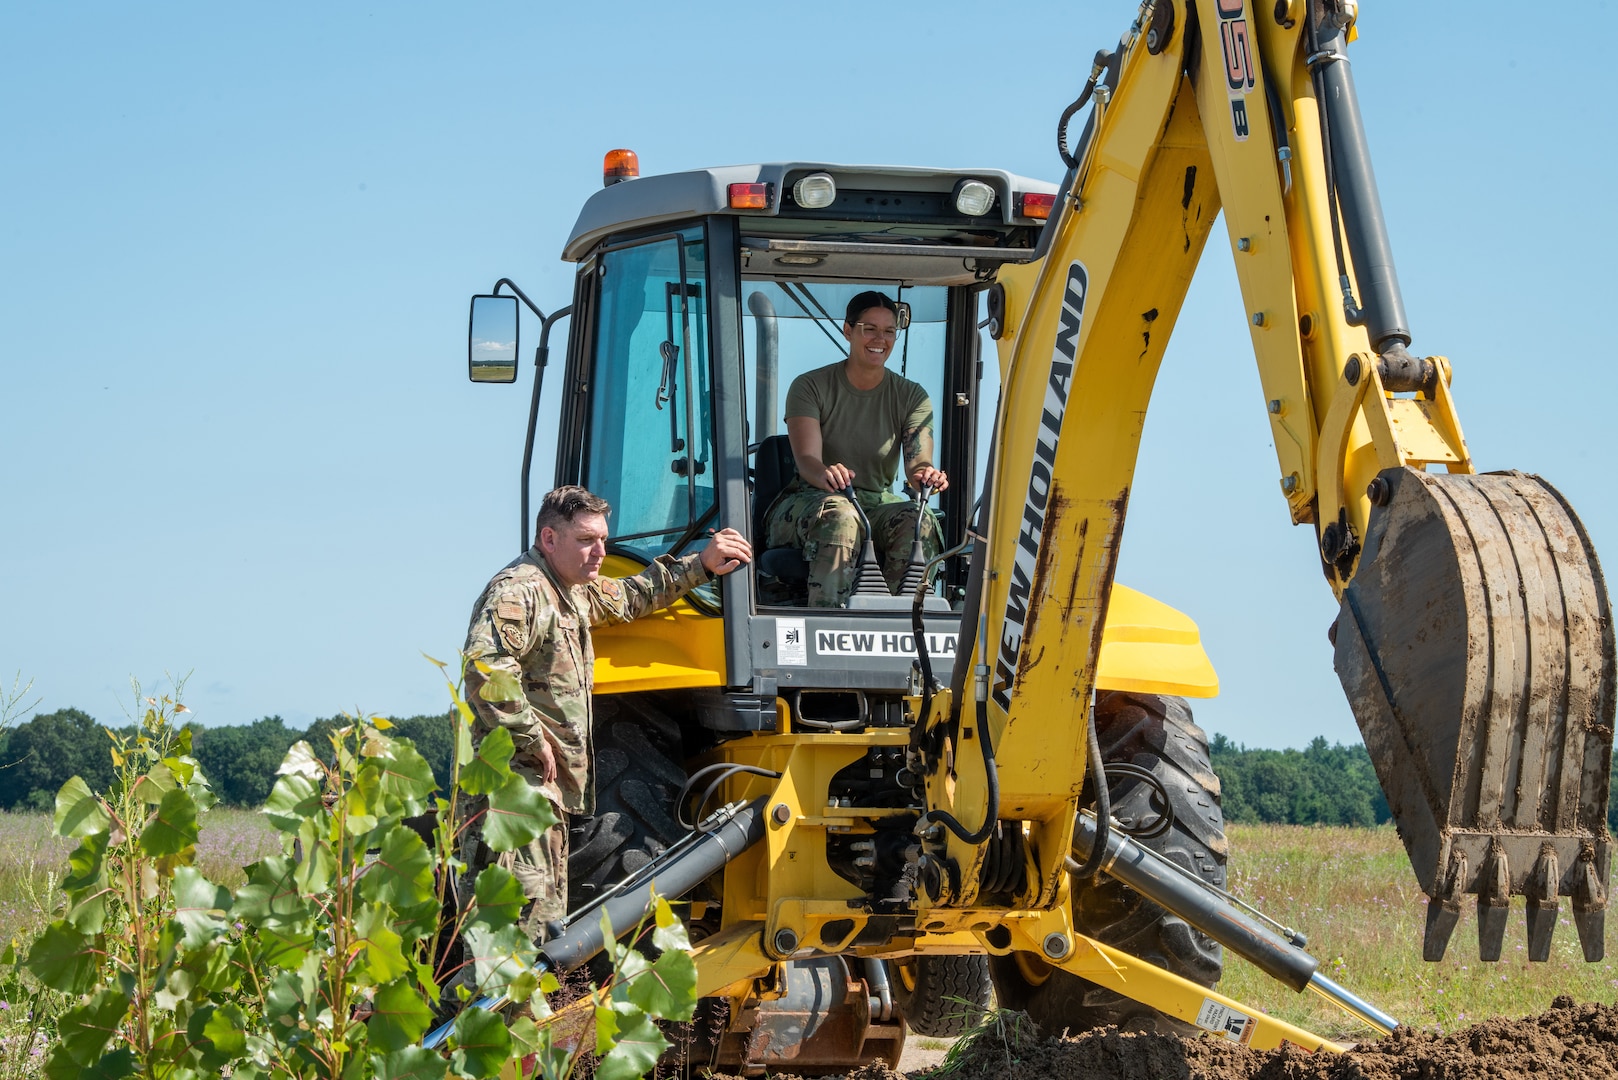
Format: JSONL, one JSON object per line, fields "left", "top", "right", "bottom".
{"left": 535, "top": 485, "right": 611, "bottom": 538}
{"left": 844, "top": 290, "right": 899, "bottom": 327}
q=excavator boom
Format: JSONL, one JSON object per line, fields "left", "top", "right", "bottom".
{"left": 935, "top": 0, "right": 1614, "bottom": 963}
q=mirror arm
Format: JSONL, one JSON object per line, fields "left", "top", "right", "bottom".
{"left": 493, "top": 278, "right": 552, "bottom": 322}
{"left": 519, "top": 304, "right": 574, "bottom": 552}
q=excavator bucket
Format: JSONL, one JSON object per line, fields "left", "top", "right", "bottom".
{"left": 1334, "top": 467, "right": 1615, "bottom": 962}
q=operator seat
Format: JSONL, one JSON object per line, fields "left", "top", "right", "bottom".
{"left": 752, "top": 434, "right": 810, "bottom": 586}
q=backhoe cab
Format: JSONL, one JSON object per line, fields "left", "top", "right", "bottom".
{"left": 461, "top": 0, "right": 1613, "bottom": 1071}
{"left": 468, "top": 158, "right": 1219, "bottom": 708}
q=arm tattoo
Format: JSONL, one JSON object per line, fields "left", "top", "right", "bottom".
{"left": 902, "top": 423, "right": 933, "bottom": 474}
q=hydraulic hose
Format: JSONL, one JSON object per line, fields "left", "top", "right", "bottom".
{"left": 921, "top": 696, "right": 999, "bottom": 846}
{"left": 1068, "top": 706, "right": 1111, "bottom": 882}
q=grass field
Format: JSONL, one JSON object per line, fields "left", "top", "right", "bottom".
{"left": 0, "top": 813, "right": 1609, "bottom": 1053}
{"left": 1217, "top": 823, "right": 1618, "bottom": 1041}
{"left": 0, "top": 808, "right": 281, "bottom": 947}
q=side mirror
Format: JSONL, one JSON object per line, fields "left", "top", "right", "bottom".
{"left": 468, "top": 295, "right": 519, "bottom": 384}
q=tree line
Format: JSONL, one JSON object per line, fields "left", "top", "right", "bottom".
{"left": 0, "top": 708, "right": 454, "bottom": 811}
{"left": 2, "top": 709, "right": 1616, "bottom": 832}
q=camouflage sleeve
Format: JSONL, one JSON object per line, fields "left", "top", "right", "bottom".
{"left": 462, "top": 582, "right": 555, "bottom": 755}
{"left": 580, "top": 552, "right": 708, "bottom": 628}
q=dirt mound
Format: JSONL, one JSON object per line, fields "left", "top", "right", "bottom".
{"left": 819, "top": 996, "right": 1618, "bottom": 1080}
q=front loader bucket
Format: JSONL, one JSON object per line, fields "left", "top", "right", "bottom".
{"left": 1334, "top": 468, "right": 1615, "bottom": 962}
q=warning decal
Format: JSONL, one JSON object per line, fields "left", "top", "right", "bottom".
{"left": 1196, "top": 998, "right": 1256, "bottom": 1044}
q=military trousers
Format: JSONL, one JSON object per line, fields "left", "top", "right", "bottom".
{"left": 763, "top": 479, "right": 942, "bottom": 607}
{"left": 459, "top": 793, "right": 570, "bottom": 943}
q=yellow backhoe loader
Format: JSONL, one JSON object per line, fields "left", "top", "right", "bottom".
{"left": 450, "top": 0, "right": 1614, "bottom": 1071}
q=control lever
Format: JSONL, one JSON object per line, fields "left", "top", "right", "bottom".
{"left": 897, "top": 485, "right": 933, "bottom": 597}
{"left": 842, "top": 485, "right": 892, "bottom": 596}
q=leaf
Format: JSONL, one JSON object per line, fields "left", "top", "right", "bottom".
{"left": 650, "top": 895, "right": 691, "bottom": 952}
{"left": 593, "top": 1006, "right": 670, "bottom": 1080}
{"left": 504, "top": 1014, "right": 542, "bottom": 1058}
{"left": 457, "top": 728, "right": 514, "bottom": 797}
{"left": 188, "top": 1002, "right": 249, "bottom": 1069}
{"left": 371, "top": 716, "right": 394, "bottom": 731}
{"left": 293, "top": 818, "right": 334, "bottom": 895}
{"left": 235, "top": 856, "right": 316, "bottom": 931}
{"left": 264, "top": 968, "right": 308, "bottom": 1028}
{"left": 83, "top": 1050, "right": 137, "bottom": 1080}
{"left": 63, "top": 831, "right": 110, "bottom": 933}
{"left": 41, "top": 1045, "right": 79, "bottom": 1080}
{"left": 163, "top": 753, "right": 197, "bottom": 786}
{"left": 57, "top": 988, "right": 130, "bottom": 1065}
{"left": 505, "top": 968, "right": 539, "bottom": 1007}
{"left": 476, "top": 668, "right": 525, "bottom": 703}
{"left": 468, "top": 865, "right": 525, "bottom": 932}
{"left": 374, "top": 1046, "right": 450, "bottom": 1080}
{"left": 375, "top": 739, "right": 438, "bottom": 817}
{"left": 171, "top": 866, "right": 232, "bottom": 950}
{"left": 450, "top": 1007, "right": 512, "bottom": 1080}
{"left": 460, "top": 923, "right": 536, "bottom": 996}
{"left": 262, "top": 772, "right": 323, "bottom": 834}
{"left": 593, "top": 1000, "right": 620, "bottom": 1057}
{"left": 368, "top": 976, "right": 435, "bottom": 1052}
{"left": 622, "top": 949, "right": 696, "bottom": 1022}
{"left": 155, "top": 960, "right": 196, "bottom": 1011}
{"left": 25, "top": 920, "right": 101, "bottom": 993}
{"left": 254, "top": 924, "right": 316, "bottom": 970}
{"left": 43, "top": 1046, "right": 136, "bottom": 1080}
{"left": 54, "top": 777, "right": 111, "bottom": 839}
{"left": 62, "top": 830, "right": 108, "bottom": 893}
{"left": 131, "top": 761, "right": 177, "bottom": 806}
{"left": 391, "top": 896, "right": 443, "bottom": 944}
{"left": 482, "top": 771, "right": 557, "bottom": 853}
{"left": 353, "top": 902, "right": 412, "bottom": 986}
{"left": 278, "top": 740, "right": 326, "bottom": 780}
{"left": 140, "top": 788, "right": 200, "bottom": 856}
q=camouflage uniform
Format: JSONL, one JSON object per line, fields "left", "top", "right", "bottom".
{"left": 461, "top": 548, "right": 709, "bottom": 938}
{"left": 764, "top": 478, "right": 941, "bottom": 607}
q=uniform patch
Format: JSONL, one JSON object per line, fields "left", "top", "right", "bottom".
{"left": 496, "top": 599, "right": 525, "bottom": 620}
{"left": 499, "top": 622, "right": 527, "bottom": 652}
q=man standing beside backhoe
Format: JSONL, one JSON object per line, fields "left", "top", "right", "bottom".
{"left": 460, "top": 485, "right": 752, "bottom": 939}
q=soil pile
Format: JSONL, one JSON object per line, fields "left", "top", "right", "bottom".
{"left": 835, "top": 995, "right": 1618, "bottom": 1080}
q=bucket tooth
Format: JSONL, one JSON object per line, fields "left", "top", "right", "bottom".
{"left": 1477, "top": 845, "right": 1510, "bottom": 962}
{"left": 1573, "top": 847, "right": 1608, "bottom": 962}
{"left": 1334, "top": 467, "right": 1616, "bottom": 963}
{"left": 1423, "top": 847, "right": 1466, "bottom": 962}
{"left": 1525, "top": 846, "right": 1561, "bottom": 962}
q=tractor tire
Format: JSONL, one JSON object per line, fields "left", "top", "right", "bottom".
{"left": 888, "top": 954, "right": 994, "bottom": 1037}
{"left": 988, "top": 690, "right": 1228, "bottom": 1037}
{"left": 567, "top": 693, "right": 689, "bottom": 906}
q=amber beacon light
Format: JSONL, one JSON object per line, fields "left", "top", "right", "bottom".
{"left": 603, "top": 149, "right": 640, "bottom": 187}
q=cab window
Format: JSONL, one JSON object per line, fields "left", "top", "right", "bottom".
{"left": 584, "top": 228, "right": 715, "bottom": 560}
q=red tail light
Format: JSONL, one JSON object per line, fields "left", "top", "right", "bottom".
{"left": 728, "top": 182, "right": 771, "bottom": 210}
{"left": 1020, "top": 192, "right": 1056, "bottom": 219}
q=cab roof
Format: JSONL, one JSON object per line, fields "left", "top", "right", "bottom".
{"left": 562, "top": 162, "right": 1059, "bottom": 265}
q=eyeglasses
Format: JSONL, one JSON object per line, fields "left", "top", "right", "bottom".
{"left": 851, "top": 322, "right": 899, "bottom": 339}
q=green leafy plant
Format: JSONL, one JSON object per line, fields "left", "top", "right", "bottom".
{"left": 6, "top": 665, "right": 697, "bottom": 1080}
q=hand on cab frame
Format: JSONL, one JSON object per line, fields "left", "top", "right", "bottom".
{"left": 700, "top": 528, "right": 753, "bottom": 577}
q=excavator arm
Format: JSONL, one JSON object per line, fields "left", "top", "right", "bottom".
{"left": 924, "top": 0, "right": 1613, "bottom": 963}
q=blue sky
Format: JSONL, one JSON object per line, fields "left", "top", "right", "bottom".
{"left": 2, "top": 2, "right": 1612, "bottom": 750}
